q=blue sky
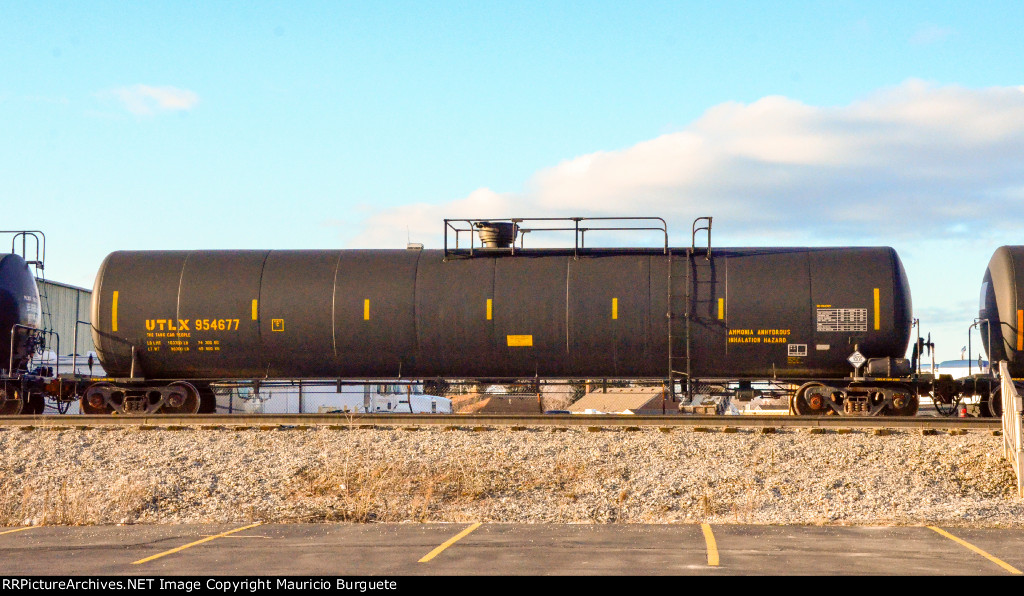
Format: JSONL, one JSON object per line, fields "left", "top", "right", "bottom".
{"left": 4, "top": 1, "right": 1024, "bottom": 359}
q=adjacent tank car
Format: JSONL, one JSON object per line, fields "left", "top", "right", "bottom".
{"left": 2, "top": 231, "right": 102, "bottom": 415}
{"left": 0, "top": 253, "right": 42, "bottom": 369}
{"left": 0, "top": 251, "right": 45, "bottom": 414}
{"left": 977, "top": 245, "right": 1024, "bottom": 417}
{"left": 87, "top": 217, "right": 921, "bottom": 416}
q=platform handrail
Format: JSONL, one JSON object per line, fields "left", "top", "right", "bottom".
{"left": 1, "top": 230, "right": 45, "bottom": 269}
{"left": 999, "top": 361, "right": 1024, "bottom": 497}
{"left": 443, "top": 216, "right": 669, "bottom": 259}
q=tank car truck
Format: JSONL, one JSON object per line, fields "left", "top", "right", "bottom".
{"left": 83, "top": 216, "right": 972, "bottom": 417}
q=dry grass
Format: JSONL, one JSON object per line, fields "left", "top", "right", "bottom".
{"left": 287, "top": 451, "right": 594, "bottom": 522}
{"left": 0, "top": 474, "right": 156, "bottom": 526}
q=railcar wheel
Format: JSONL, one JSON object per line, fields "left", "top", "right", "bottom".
{"left": 195, "top": 383, "right": 218, "bottom": 414}
{"left": 160, "top": 382, "right": 201, "bottom": 414}
{"left": 888, "top": 390, "right": 920, "bottom": 416}
{"left": 982, "top": 388, "right": 1002, "bottom": 418}
{"left": 792, "top": 383, "right": 832, "bottom": 416}
{"left": 81, "top": 383, "right": 115, "bottom": 415}
{"left": 0, "top": 387, "right": 23, "bottom": 415}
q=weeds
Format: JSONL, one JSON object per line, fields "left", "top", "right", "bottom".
{"left": 0, "top": 473, "right": 155, "bottom": 526}
{"left": 287, "top": 451, "right": 596, "bottom": 522}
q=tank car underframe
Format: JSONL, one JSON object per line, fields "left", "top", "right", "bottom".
{"left": 788, "top": 381, "right": 919, "bottom": 416}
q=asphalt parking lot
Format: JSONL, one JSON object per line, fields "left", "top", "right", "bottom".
{"left": 1, "top": 522, "right": 1021, "bottom": 576}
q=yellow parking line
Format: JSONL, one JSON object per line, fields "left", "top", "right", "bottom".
{"left": 701, "top": 523, "right": 719, "bottom": 566}
{"left": 418, "top": 522, "right": 482, "bottom": 563}
{"left": 132, "top": 522, "right": 262, "bottom": 565}
{"left": 0, "top": 527, "right": 35, "bottom": 536}
{"left": 928, "top": 526, "right": 1022, "bottom": 575}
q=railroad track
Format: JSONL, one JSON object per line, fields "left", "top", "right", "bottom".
{"left": 0, "top": 413, "right": 1002, "bottom": 431}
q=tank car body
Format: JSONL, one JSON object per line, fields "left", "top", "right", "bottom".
{"left": 88, "top": 243, "right": 914, "bottom": 415}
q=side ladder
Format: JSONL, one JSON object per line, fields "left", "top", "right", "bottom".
{"left": 667, "top": 217, "right": 712, "bottom": 402}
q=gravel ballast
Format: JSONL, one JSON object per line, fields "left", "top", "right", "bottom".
{"left": 1, "top": 426, "right": 1020, "bottom": 527}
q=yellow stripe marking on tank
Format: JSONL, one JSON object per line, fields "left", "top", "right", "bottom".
{"left": 364, "top": 299, "right": 370, "bottom": 321}
{"left": 1018, "top": 310, "right": 1023, "bottom": 351}
{"left": 507, "top": 335, "right": 532, "bottom": 347}
{"left": 111, "top": 291, "right": 119, "bottom": 332}
{"left": 718, "top": 298, "right": 724, "bottom": 320}
{"left": 873, "top": 288, "right": 880, "bottom": 330}
{"left": 251, "top": 299, "right": 258, "bottom": 321}
{"left": 487, "top": 298, "right": 492, "bottom": 320}
{"left": 612, "top": 298, "right": 618, "bottom": 320}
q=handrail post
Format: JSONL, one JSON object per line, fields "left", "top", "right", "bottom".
{"left": 71, "top": 319, "right": 94, "bottom": 376}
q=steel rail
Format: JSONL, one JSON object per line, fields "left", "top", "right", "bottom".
{"left": 0, "top": 413, "right": 1001, "bottom": 430}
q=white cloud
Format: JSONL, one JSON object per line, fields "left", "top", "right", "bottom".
{"left": 103, "top": 84, "right": 199, "bottom": 116}
{"left": 352, "top": 80, "right": 1024, "bottom": 249}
